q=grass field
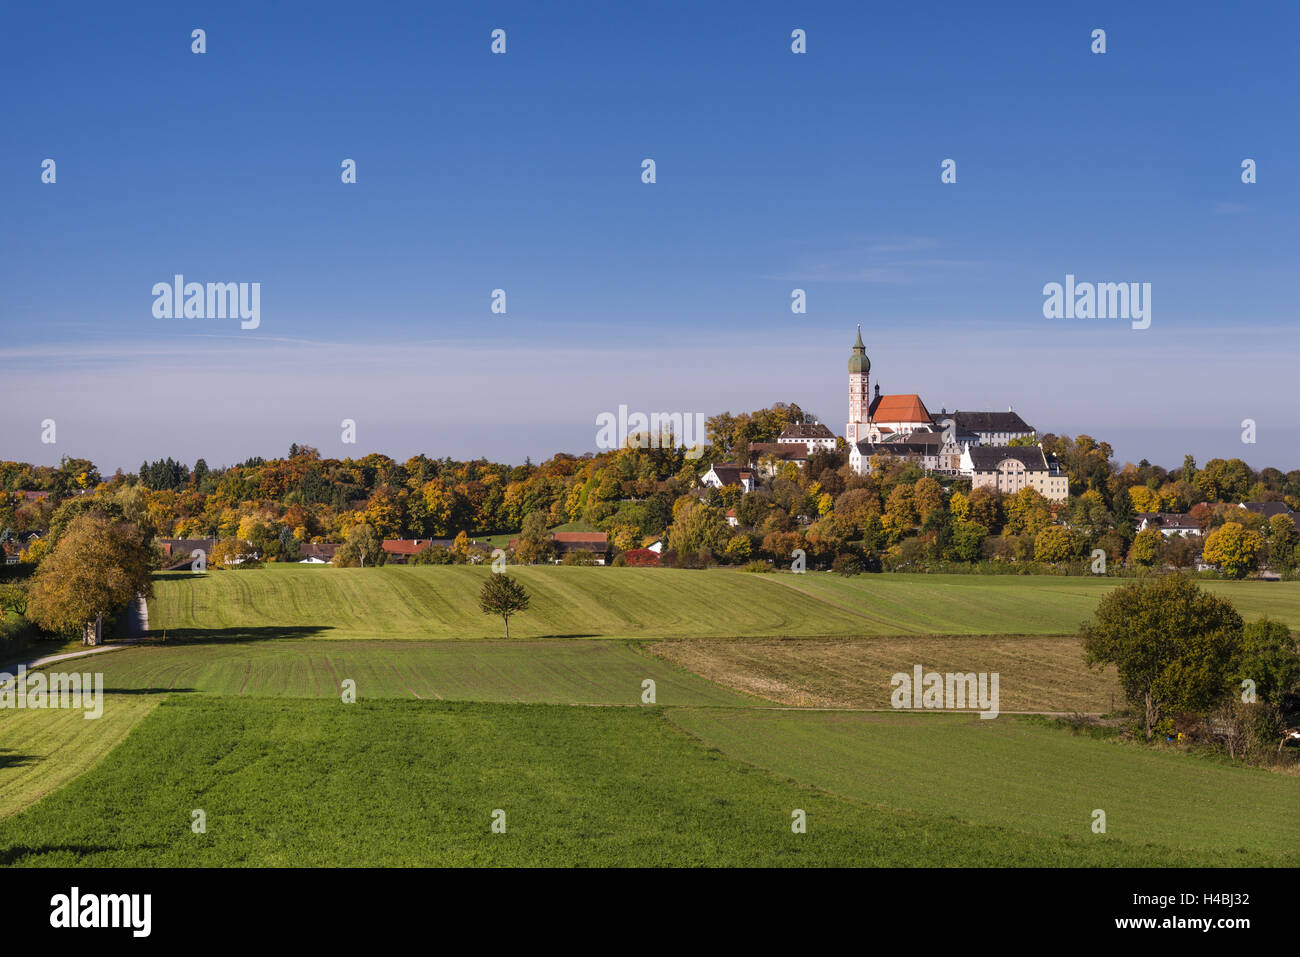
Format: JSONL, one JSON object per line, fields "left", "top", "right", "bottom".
{"left": 69, "top": 640, "right": 756, "bottom": 707}
{"left": 648, "top": 636, "right": 1124, "bottom": 712}
{"left": 2, "top": 565, "right": 1296, "bottom": 867}
{"left": 0, "top": 696, "right": 1278, "bottom": 867}
{"left": 0, "top": 695, "right": 161, "bottom": 821}
{"left": 667, "top": 708, "right": 1300, "bottom": 859}
{"left": 147, "top": 564, "right": 1300, "bottom": 641}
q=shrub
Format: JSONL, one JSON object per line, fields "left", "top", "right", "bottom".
{"left": 411, "top": 545, "right": 453, "bottom": 565}
{"left": 832, "top": 552, "right": 864, "bottom": 576}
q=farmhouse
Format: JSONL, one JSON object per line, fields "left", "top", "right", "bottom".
{"left": 508, "top": 531, "right": 610, "bottom": 564}
{"left": 157, "top": 537, "right": 217, "bottom": 561}
{"left": 1136, "top": 513, "right": 1202, "bottom": 537}
{"left": 701, "top": 464, "right": 756, "bottom": 493}
{"left": 300, "top": 542, "right": 340, "bottom": 563}
{"left": 552, "top": 531, "right": 610, "bottom": 564}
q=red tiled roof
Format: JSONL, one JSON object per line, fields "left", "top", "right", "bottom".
{"left": 869, "top": 393, "right": 931, "bottom": 424}
{"left": 382, "top": 539, "right": 434, "bottom": 555}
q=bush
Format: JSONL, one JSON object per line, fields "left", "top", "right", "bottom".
{"left": 741, "top": 560, "right": 772, "bottom": 573}
{"left": 411, "top": 545, "right": 453, "bottom": 565}
{"left": 561, "top": 549, "right": 598, "bottom": 566}
{"left": 832, "top": 552, "right": 864, "bottom": 576}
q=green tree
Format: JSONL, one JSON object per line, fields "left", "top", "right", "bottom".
{"left": 334, "top": 522, "right": 386, "bottom": 567}
{"left": 478, "top": 573, "right": 530, "bottom": 638}
{"left": 1267, "top": 514, "right": 1297, "bottom": 572}
{"left": 1080, "top": 574, "right": 1243, "bottom": 740}
{"left": 949, "top": 521, "right": 987, "bottom": 563}
{"left": 667, "top": 501, "right": 729, "bottom": 555}
{"left": 1233, "top": 617, "right": 1300, "bottom": 705}
{"left": 513, "top": 511, "right": 554, "bottom": 565}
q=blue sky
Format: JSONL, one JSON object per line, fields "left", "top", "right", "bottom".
{"left": 3, "top": 1, "right": 1297, "bottom": 472}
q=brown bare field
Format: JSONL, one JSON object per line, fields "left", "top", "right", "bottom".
{"left": 643, "top": 635, "right": 1125, "bottom": 714}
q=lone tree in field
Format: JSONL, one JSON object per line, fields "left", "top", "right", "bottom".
{"left": 27, "top": 512, "right": 155, "bottom": 645}
{"left": 1080, "top": 573, "right": 1243, "bottom": 740}
{"left": 334, "top": 522, "right": 386, "bottom": 568}
{"left": 478, "top": 573, "right": 530, "bottom": 638}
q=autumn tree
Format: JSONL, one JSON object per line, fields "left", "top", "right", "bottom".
{"left": 1201, "top": 521, "right": 1263, "bottom": 578}
{"left": 667, "top": 501, "right": 729, "bottom": 556}
{"left": 478, "top": 573, "right": 530, "bottom": 638}
{"left": 27, "top": 513, "right": 155, "bottom": 645}
{"left": 1033, "top": 525, "right": 1078, "bottom": 564}
{"left": 1127, "top": 527, "right": 1164, "bottom": 568}
{"left": 513, "top": 511, "right": 554, "bottom": 565}
{"left": 334, "top": 522, "right": 386, "bottom": 567}
{"left": 1080, "top": 574, "right": 1243, "bottom": 740}
{"left": 209, "top": 538, "right": 263, "bottom": 569}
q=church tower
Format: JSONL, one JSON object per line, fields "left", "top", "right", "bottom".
{"left": 845, "top": 325, "right": 871, "bottom": 444}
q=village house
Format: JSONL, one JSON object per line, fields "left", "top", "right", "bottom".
{"left": 1136, "top": 513, "right": 1202, "bottom": 537}
{"left": 700, "top": 464, "right": 756, "bottom": 493}
{"left": 300, "top": 542, "right": 340, "bottom": 563}
{"left": 551, "top": 531, "right": 610, "bottom": 564}
{"left": 507, "top": 531, "right": 610, "bottom": 565}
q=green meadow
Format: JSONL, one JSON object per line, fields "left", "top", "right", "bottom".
{"left": 0, "top": 696, "right": 1285, "bottom": 867}
{"left": 147, "top": 564, "right": 1300, "bottom": 640}
{"left": 0, "top": 565, "right": 1296, "bottom": 866}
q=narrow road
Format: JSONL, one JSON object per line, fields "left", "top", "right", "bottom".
{"left": 4, "top": 642, "right": 135, "bottom": 673}
{"left": 125, "top": 595, "right": 149, "bottom": 637}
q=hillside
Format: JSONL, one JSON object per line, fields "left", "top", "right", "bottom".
{"left": 146, "top": 565, "right": 1300, "bottom": 641}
